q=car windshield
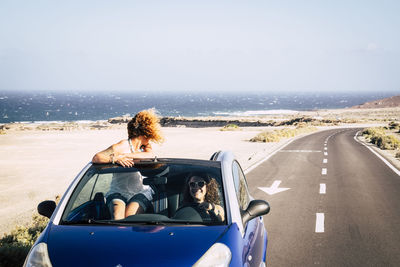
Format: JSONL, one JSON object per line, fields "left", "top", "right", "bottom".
{"left": 61, "top": 159, "right": 225, "bottom": 226}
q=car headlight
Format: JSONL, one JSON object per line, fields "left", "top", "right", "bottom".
{"left": 23, "top": 242, "right": 53, "bottom": 267}
{"left": 193, "top": 243, "right": 232, "bottom": 267}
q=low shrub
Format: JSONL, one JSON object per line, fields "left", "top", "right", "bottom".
{"left": 388, "top": 121, "right": 400, "bottom": 130}
{"left": 363, "top": 127, "right": 400, "bottom": 150}
{"left": 250, "top": 126, "right": 317, "bottom": 143}
{"left": 0, "top": 196, "right": 58, "bottom": 267}
{"left": 250, "top": 132, "right": 280, "bottom": 142}
{"left": 381, "top": 135, "right": 400, "bottom": 150}
{"left": 362, "top": 127, "right": 386, "bottom": 137}
{"left": 220, "top": 124, "right": 241, "bottom": 131}
{"left": 0, "top": 214, "right": 49, "bottom": 267}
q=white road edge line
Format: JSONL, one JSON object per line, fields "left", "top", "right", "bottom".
{"left": 245, "top": 138, "right": 297, "bottom": 175}
{"left": 319, "top": 183, "right": 326, "bottom": 194}
{"left": 322, "top": 168, "right": 327, "bottom": 175}
{"left": 354, "top": 131, "right": 400, "bottom": 177}
{"left": 324, "top": 152, "right": 328, "bottom": 156}
{"left": 315, "top": 213, "right": 325, "bottom": 233}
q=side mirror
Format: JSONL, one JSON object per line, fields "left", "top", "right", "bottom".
{"left": 38, "top": 200, "right": 56, "bottom": 219}
{"left": 241, "top": 199, "right": 270, "bottom": 225}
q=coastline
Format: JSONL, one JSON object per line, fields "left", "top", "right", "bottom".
{"left": 1, "top": 107, "right": 399, "bottom": 131}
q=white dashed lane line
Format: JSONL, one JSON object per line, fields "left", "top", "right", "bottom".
{"left": 317, "top": 137, "right": 329, "bottom": 234}
{"left": 315, "top": 131, "right": 345, "bottom": 234}
{"left": 319, "top": 183, "right": 326, "bottom": 194}
{"left": 315, "top": 213, "right": 325, "bottom": 233}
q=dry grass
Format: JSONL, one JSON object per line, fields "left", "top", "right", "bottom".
{"left": 0, "top": 196, "right": 59, "bottom": 267}
{"left": 362, "top": 122, "right": 400, "bottom": 163}
{"left": 362, "top": 125, "right": 400, "bottom": 150}
{"left": 220, "top": 124, "right": 241, "bottom": 131}
{"left": 250, "top": 125, "right": 318, "bottom": 143}
{"left": 0, "top": 214, "right": 48, "bottom": 266}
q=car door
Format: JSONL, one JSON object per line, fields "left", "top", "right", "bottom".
{"left": 232, "top": 161, "right": 265, "bottom": 267}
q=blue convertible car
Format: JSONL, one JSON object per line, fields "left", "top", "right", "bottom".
{"left": 24, "top": 151, "right": 270, "bottom": 267}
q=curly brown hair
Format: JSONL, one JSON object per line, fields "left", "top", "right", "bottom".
{"left": 182, "top": 172, "right": 221, "bottom": 205}
{"left": 127, "top": 109, "right": 164, "bottom": 143}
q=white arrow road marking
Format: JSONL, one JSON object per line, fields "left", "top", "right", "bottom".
{"left": 316, "top": 213, "right": 325, "bottom": 233}
{"left": 258, "top": 180, "right": 290, "bottom": 195}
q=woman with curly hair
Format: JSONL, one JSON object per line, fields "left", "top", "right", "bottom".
{"left": 92, "top": 109, "right": 164, "bottom": 219}
{"left": 182, "top": 172, "right": 225, "bottom": 222}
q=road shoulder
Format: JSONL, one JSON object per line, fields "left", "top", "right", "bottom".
{"left": 356, "top": 133, "right": 400, "bottom": 175}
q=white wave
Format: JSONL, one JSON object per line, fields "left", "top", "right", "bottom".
{"left": 18, "top": 120, "right": 66, "bottom": 124}
{"left": 74, "top": 120, "right": 107, "bottom": 124}
{"left": 16, "top": 120, "right": 106, "bottom": 124}
{"left": 213, "top": 109, "right": 300, "bottom": 116}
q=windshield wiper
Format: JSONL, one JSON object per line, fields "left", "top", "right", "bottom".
{"left": 62, "top": 219, "right": 224, "bottom": 226}
{"left": 115, "top": 220, "right": 173, "bottom": 226}
{"left": 62, "top": 219, "right": 126, "bottom": 226}
{"left": 120, "top": 220, "right": 219, "bottom": 226}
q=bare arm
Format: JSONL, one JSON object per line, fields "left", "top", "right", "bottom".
{"left": 92, "top": 142, "right": 155, "bottom": 167}
{"left": 92, "top": 145, "right": 115, "bottom": 164}
{"left": 199, "top": 202, "right": 225, "bottom": 222}
{"left": 122, "top": 143, "right": 155, "bottom": 159}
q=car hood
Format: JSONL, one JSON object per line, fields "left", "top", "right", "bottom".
{"left": 46, "top": 223, "right": 229, "bottom": 267}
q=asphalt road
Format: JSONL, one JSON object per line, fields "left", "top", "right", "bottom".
{"left": 246, "top": 128, "right": 400, "bottom": 267}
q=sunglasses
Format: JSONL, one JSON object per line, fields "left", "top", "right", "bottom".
{"left": 189, "top": 181, "right": 206, "bottom": 188}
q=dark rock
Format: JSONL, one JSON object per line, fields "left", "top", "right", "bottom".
{"left": 159, "top": 117, "right": 275, "bottom": 128}
{"left": 351, "top": 95, "right": 400, "bottom": 109}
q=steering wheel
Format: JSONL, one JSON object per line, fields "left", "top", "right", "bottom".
{"left": 172, "top": 204, "right": 204, "bottom": 222}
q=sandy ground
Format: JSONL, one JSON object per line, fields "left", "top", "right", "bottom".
{"left": 0, "top": 126, "right": 290, "bottom": 236}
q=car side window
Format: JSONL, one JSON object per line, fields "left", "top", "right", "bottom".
{"left": 232, "top": 161, "right": 251, "bottom": 211}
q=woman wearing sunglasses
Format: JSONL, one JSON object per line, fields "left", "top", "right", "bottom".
{"left": 181, "top": 172, "right": 225, "bottom": 222}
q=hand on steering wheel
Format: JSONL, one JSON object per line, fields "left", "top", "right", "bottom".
{"left": 198, "top": 202, "right": 214, "bottom": 211}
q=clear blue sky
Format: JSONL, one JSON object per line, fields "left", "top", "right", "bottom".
{"left": 0, "top": 0, "right": 399, "bottom": 93}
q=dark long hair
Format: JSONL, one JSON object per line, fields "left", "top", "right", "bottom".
{"left": 182, "top": 172, "right": 221, "bottom": 205}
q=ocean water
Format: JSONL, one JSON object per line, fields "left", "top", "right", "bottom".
{"left": 0, "top": 91, "right": 396, "bottom": 123}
